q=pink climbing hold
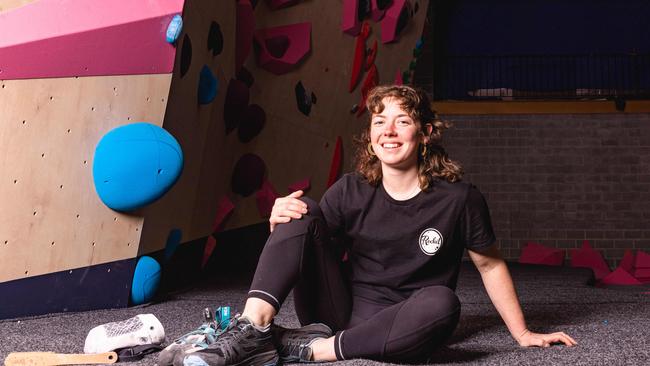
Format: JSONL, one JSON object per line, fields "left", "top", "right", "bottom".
{"left": 327, "top": 137, "right": 343, "bottom": 188}
{"left": 394, "top": 68, "right": 403, "bottom": 85}
{"left": 349, "top": 22, "right": 371, "bottom": 92}
{"left": 371, "top": 0, "right": 389, "bottom": 21}
{"left": 380, "top": 0, "right": 408, "bottom": 44}
{"left": 211, "top": 196, "right": 235, "bottom": 233}
{"left": 202, "top": 235, "right": 218, "bottom": 269}
{"left": 266, "top": 0, "right": 303, "bottom": 10}
{"left": 341, "top": 0, "right": 361, "bottom": 36}
{"left": 236, "top": 0, "right": 255, "bottom": 72}
{"left": 253, "top": 22, "right": 312, "bottom": 75}
{"left": 356, "top": 63, "right": 379, "bottom": 117}
{"left": 256, "top": 179, "right": 279, "bottom": 218}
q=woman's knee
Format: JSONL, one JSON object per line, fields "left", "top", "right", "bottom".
{"left": 269, "top": 197, "right": 325, "bottom": 239}
{"left": 399, "top": 286, "right": 460, "bottom": 333}
{"left": 412, "top": 286, "right": 460, "bottom": 316}
{"left": 299, "top": 197, "right": 323, "bottom": 218}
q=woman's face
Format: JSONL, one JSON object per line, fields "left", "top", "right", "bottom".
{"left": 370, "top": 97, "right": 423, "bottom": 172}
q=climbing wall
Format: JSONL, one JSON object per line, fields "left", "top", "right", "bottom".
{"left": 0, "top": 0, "right": 183, "bottom": 283}
{"left": 137, "top": 0, "right": 431, "bottom": 256}
{"left": 0, "top": 0, "right": 430, "bottom": 318}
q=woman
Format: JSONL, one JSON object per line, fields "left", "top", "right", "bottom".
{"left": 178, "top": 85, "right": 576, "bottom": 366}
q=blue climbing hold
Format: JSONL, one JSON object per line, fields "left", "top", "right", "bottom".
{"left": 198, "top": 65, "right": 218, "bottom": 105}
{"left": 131, "top": 256, "right": 162, "bottom": 305}
{"left": 166, "top": 14, "right": 183, "bottom": 44}
{"left": 93, "top": 123, "right": 183, "bottom": 211}
{"left": 415, "top": 37, "right": 424, "bottom": 50}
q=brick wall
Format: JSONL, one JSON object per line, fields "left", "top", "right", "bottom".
{"left": 442, "top": 114, "right": 650, "bottom": 267}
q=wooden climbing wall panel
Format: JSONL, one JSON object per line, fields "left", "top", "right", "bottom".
{"left": 0, "top": 75, "right": 171, "bottom": 282}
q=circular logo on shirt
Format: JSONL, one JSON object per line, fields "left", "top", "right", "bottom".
{"left": 419, "top": 228, "right": 443, "bottom": 256}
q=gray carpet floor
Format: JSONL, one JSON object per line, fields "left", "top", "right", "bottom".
{"left": 1, "top": 263, "right": 649, "bottom": 366}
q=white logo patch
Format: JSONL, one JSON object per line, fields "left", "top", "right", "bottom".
{"left": 419, "top": 228, "right": 443, "bottom": 256}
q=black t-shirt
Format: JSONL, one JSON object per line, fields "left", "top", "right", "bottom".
{"left": 320, "top": 173, "right": 496, "bottom": 304}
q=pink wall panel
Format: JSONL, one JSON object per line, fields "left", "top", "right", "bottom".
{"left": 0, "top": 0, "right": 185, "bottom": 79}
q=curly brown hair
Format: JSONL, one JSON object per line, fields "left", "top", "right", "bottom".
{"left": 354, "top": 84, "right": 463, "bottom": 189}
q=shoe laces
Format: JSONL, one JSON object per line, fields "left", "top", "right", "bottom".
{"left": 283, "top": 338, "right": 315, "bottom": 361}
{"left": 209, "top": 315, "right": 255, "bottom": 360}
{"left": 173, "top": 315, "right": 232, "bottom": 348}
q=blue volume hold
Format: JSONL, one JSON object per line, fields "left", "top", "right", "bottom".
{"left": 93, "top": 122, "right": 183, "bottom": 211}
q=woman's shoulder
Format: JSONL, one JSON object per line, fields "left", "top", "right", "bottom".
{"left": 431, "top": 178, "right": 472, "bottom": 194}
{"left": 432, "top": 179, "right": 482, "bottom": 201}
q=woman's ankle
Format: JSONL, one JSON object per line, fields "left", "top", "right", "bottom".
{"left": 242, "top": 297, "right": 276, "bottom": 327}
{"left": 311, "top": 336, "right": 337, "bottom": 361}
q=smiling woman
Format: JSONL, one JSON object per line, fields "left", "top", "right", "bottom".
{"left": 165, "top": 85, "right": 577, "bottom": 366}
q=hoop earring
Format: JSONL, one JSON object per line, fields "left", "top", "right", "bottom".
{"left": 420, "top": 144, "right": 427, "bottom": 157}
{"left": 367, "top": 142, "right": 376, "bottom": 156}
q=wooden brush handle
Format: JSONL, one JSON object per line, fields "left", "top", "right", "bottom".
{"left": 4, "top": 351, "right": 117, "bottom": 366}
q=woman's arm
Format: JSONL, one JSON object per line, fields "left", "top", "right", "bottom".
{"left": 468, "top": 245, "right": 577, "bottom": 347}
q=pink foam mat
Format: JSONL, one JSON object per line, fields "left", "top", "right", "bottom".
{"left": 519, "top": 242, "right": 565, "bottom": 266}
{"left": 600, "top": 267, "right": 643, "bottom": 286}
{"left": 570, "top": 240, "right": 611, "bottom": 280}
{"left": 0, "top": 0, "right": 184, "bottom": 79}
{"left": 619, "top": 250, "right": 635, "bottom": 274}
{"left": 634, "top": 250, "right": 650, "bottom": 282}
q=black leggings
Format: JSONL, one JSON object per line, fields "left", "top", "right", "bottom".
{"left": 249, "top": 198, "right": 460, "bottom": 362}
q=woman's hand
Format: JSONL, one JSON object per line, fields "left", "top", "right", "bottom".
{"left": 516, "top": 329, "right": 577, "bottom": 348}
{"left": 269, "top": 190, "right": 308, "bottom": 232}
